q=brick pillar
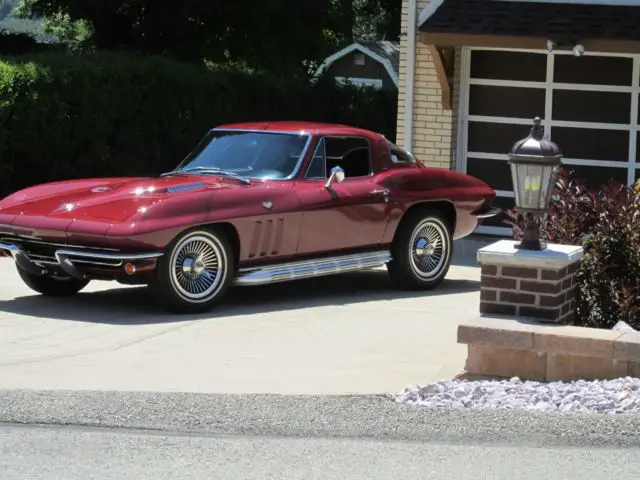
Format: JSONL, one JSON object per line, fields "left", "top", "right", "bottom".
{"left": 477, "top": 240, "right": 584, "bottom": 325}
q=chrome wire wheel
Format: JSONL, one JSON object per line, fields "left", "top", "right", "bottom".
{"left": 409, "top": 219, "right": 448, "bottom": 280}
{"left": 169, "top": 234, "right": 226, "bottom": 303}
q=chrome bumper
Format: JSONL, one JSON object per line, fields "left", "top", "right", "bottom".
{"left": 473, "top": 206, "right": 502, "bottom": 219}
{"left": 0, "top": 241, "right": 163, "bottom": 279}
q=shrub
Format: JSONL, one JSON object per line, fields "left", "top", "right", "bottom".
{"left": 505, "top": 167, "right": 640, "bottom": 329}
{"left": 0, "top": 51, "right": 397, "bottom": 198}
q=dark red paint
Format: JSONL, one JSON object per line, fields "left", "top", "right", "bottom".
{"left": 0, "top": 121, "right": 496, "bottom": 273}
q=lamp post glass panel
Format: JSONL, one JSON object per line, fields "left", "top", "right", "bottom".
{"left": 508, "top": 117, "right": 562, "bottom": 250}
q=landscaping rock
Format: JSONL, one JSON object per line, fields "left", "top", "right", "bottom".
{"left": 395, "top": 377, "right": 640, "bottom": 414}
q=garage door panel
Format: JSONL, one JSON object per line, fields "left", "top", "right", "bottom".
{"left": 466, "top": 158, "right": 512, "bottom": 191}
{"left": 467, "top": 122, "right": 530, "bottom": 154}
{"left": 554, "top": 55, "right": 633, "bottom": 86}
{"left": 551, "top": 127, "right": 629, "bottom": 162}
{"left": 564, "top": 165, "right": 627, "bottom": 190}
{"left": 552, "top": 90, "right": 631, "bottom": 124}
{"left": 469, "top": 85, "right": 545, "bottom": 118}
{"left": 470, "top": 50, "right": 546, "bottom": 82}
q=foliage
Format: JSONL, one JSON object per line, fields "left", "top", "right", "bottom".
{"left": 505, "top": 168, "right": 640, "bottom": 329}
{"left": 14, "top": 0, "right": 400, "bottom": 75}
{"left": 504, "top": 168, "right": 595, "bottom": 245}
{"left": 577, "top": 182, "right": 640, "bottom": 329}
{"left": 0, "top": 51, "right": 397, "bottom": 197}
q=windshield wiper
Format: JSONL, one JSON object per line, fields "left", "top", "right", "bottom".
{"left": 161, "top": 166, "right": 251, "bottom": 184}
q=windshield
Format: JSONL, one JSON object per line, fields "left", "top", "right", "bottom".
{"left": 173, "top": 130, "right": 311, "bottom": 180}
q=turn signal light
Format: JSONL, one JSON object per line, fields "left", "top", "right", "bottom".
{"left": 124, "top": 263, "right": 136, "bottom": 275}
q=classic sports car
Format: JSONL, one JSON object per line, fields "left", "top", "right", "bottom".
{"left": 0, "top": 121, "right": 499, "bottom": 313}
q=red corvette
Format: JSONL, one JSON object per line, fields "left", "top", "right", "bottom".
{"left": 0, "top": 121, "right": 499, "bottom": 313}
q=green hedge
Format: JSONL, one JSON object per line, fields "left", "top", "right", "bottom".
{"left": 0, "top": 52, "right": 397, "bottom": 198}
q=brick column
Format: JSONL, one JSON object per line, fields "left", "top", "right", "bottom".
{"left": 477, "top": 240, "right": 584, "bottom": 325}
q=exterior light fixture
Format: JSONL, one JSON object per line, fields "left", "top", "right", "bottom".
{"left": 508, "top": 117, "right": 562, "bottom": 250}
{"left": 572, "top": 44, "right": 585, "bottom": 57}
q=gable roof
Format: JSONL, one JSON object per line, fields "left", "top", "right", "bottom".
{"left": 314, "top": 41, "right": 400, "bottom": 87}
{"left": 419, "top": 0, "right": 640, "bottom": 43}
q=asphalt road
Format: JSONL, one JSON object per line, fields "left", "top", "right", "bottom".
{"left": 2, "top": 390, "right": 640, "bottom": 479}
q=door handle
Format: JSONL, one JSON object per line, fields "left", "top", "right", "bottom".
{"left": 370, "top": 188, "right": 390, "bottom": 202}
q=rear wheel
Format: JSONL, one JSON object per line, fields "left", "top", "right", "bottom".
{"left": 16, "top": 265, "right": 89, "bottom": 297}
{"left": 387, "top": 209, "right": 453, "bottom": 290}
{"left": 149, "top": 227, "right": 235, "bottom": 313}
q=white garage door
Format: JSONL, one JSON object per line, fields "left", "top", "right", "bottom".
{"left": 458, "top": 47, "right": 640, "bottom": 236}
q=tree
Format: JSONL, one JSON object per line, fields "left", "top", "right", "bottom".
{"left": 15, "top": 0, "right": 401, "bottom": 74}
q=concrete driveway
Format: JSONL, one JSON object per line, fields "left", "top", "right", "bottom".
{"left": 0, "top": 237, "right": 490, "bottom": 395}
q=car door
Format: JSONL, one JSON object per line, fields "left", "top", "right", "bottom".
{"left": 295, "top": 135, "right": 391, "bottom": 255}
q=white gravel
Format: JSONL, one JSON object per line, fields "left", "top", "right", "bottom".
{"left": 395, "top": 377, "right": 640, "bottom": 414}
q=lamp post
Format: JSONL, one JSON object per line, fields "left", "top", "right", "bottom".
{"left": 508, "top": 117, "right": 562, "bottom": 250}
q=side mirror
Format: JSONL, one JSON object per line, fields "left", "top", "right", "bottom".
{"left": 324, "top": 166, "right": 346, "bottom": 189}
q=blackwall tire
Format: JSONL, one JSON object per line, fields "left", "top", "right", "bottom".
{"left": 387, "top": 209, "right": 453, "bottom": 290}
{"left": 16, "top": 265, "right": 89, "bottom": 297}
{"left": 150, "top": 227, "right": 235, "bottom": 314}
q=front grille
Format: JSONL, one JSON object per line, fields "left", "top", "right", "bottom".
{"left": 0, "top": 234, "right": 123, "bottom": 267}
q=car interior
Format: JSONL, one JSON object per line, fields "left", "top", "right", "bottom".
{"left": 306, "top": 136, "right": 372, "bottom": 179}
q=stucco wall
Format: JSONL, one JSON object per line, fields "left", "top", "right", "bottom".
{"left": 396, "top": 0, "right": 459, "bottom": 169}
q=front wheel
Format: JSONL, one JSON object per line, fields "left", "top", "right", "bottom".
{"left": 387, "top": 210, "right": 453, "bottom": 290}
{"left": 149, "top": 227, "right": 235, "bottom": 313}
{"left": 16, "top": 265, "right": 89, "bottom": 297}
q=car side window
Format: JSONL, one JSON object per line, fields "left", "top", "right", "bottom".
{"left": 317, "top": 136, "right": 372, "bottom": 179}
{"left": 305, "top": 138, "right": 327, "bottom": 179}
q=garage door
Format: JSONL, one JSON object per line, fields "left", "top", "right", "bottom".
{"left": 458, "top": 47, "right": 640, "bottom": 236}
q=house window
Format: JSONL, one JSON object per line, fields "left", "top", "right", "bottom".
{"left": 334, "top": 76, "right": 383, "bottom": 89}
{"left": 305, "top": 136, "right": 372, "bottom": 179}
{"left": 354, "top": 53, "right": 366, "bottom": 65}
{"left": 460, "top": 48, "right": 639, "bottom": 236}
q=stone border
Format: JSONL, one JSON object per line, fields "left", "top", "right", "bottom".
{"left": 458, "top": 315, "right": 640, "bottom": 382}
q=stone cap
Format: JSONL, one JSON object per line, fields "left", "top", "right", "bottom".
{"left": 477, "top": 240, "right": 584, "bottom": 270}
{"left": 458, "top": 314, "right": 640, "bottom": 362}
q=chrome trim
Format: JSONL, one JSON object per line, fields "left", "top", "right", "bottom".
{"left": 0, "top": 241, "right": 163, "bottom": 278}
{"left": 234, "top": 250, "right": 392, "bottom": 286}
{"left": 0, "top": 235, "right": 120, "bottom": 251}
{"left": 474, "top": 207, "right": 502, "bottom": 219}
{"left": 0, "top": 242, "right": 19, "bottom": 257}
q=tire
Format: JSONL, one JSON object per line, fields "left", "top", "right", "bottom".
{"left": 16, "top": 265, "right": 89, "bottom": 297}
{"left": 387, "top": 209, "right": 453, "bottom": 290}
{"left": 149, "top": 227, "right": 235, "bottom": 313}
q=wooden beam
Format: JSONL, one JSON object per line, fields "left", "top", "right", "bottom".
{"left": 425, "top": 45, "right": 452, "bottom": 111}
{"left": 419, "top": 31, "right": 640, "bottom": 54}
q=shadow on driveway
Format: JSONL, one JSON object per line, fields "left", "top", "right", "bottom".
{"left": 0, "top": 269, "right": 479, "bottom": 325}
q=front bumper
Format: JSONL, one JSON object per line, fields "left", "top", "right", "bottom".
{"left": 0, "top": 240, "right": 163, "bottom": 280}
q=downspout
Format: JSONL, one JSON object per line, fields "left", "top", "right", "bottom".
{"left": 403, "top": 0, "right": 417, "bottom": 153}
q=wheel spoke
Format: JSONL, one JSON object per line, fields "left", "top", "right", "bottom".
{"left": 170, "top": 234, "right": 225, "bottom": 301}
{"left": 409, "top": 219, "right": 448, "bottom": 280}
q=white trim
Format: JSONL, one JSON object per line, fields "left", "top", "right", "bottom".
{"left": 468, "top": 115, "right": 633, "bottom": 131}
{"left": 456, "top": 48, "right": 471, "bottom": 175}
{"left": 495, "top": 190, "right": 515, "bottom": 198}
{"left": 419, "top": 0, "right": 444, "bottom": 25}
{"left": 468, "top": 78, "right": 636, "bottom": 92}
{"left": 467, "top": 46, "right": 640, "bottom": 58}
{"left": 631, "top": 59, "right": 640, "bottom": 186}
{"left": 334, "top": 76, "right": 384, "bottom": 89}
{"left": 467, "top": 151, "right": 632, "bottom": 167}
{"left": 403, "top": 0, "right": 417, "bottom": 152}
{"left": 314, "top": 43, "right": 399, "bottom": 88}
{"left": 490, "top": 0, "right": 640, "bottom": 5}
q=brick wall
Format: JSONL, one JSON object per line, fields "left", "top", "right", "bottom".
{"left": 480, "top": 263, "right": 579, "bottom": 325}
{"left": 396, "top": 0, "right": 458, "bottom": 169}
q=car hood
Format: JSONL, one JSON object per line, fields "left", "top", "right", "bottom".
{"left": 0, "top": 175, "right": 252, "bottom": 224}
